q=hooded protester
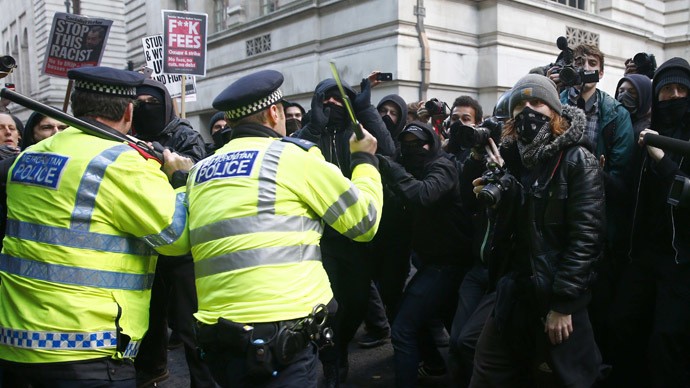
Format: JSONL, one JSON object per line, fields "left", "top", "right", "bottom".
{"left": 615, "top": 73, "right": 653, "bottom": 137}
{"left": 132, "top": 79, "right": 206, "bottom": 162}
{"left": 295, "top": 76, "right": 394, "bottom": 386}
{"left": 377, "top": 94, "right": 408, "bottom": 150}
{"left": 611, "top": 57, "right": 690, "bottom": 388}
{"left": 206, "top": 110, "right": 229, "bottom": 155}
{"left": 470, "top": 74, "right": 605, "bottom": 388}
{"left": 377, "top": 121, "right": 470, "bottom": 388}
{"left": 356, "top": 94, "right": 411, "bottom": 349}
{"left": 131, "top": 80, "right": 214, "bottom": 388}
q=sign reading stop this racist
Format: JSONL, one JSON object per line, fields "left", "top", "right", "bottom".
{"left": 42, "top": 13, "right": 113, "bottom": 77}
{"left": 162, "top": 10, "right": 207, "bottom": 77}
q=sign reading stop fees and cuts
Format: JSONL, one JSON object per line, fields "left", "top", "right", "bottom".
{"left": 162, "top": 10, "right": 207, "bottom": 77}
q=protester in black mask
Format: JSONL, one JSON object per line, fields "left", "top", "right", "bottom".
{"left": 377, "top": 95, "right": 408, "bottom": 144}
{"left": 615, "top": 74, "right": 652, "bottom": 138}
{"left": 282, "top": 100, "right": 305, "bottom": 136}
{"left": 294, "top": 75, "right": 395, "bottom": 387}
{"left": 132, "top": 80, "right": 215, "bottom": 388}
{"left": 611, "top": 57, "right": 690, "bottom": 388}
{"left": 354, "top": 94, "right": 410, "bottom": 351}
{"left": 206, "top": 111, "right": 229, "bottom": 155}
{"left": 376, "top": 121, "right": 470, "bottom": 387}
{"left": 470, "top": 74, "right": 605, "bottom": 387}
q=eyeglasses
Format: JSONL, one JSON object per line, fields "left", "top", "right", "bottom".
{"left": 39, "top": 124, "right": 68, "bottom": 131}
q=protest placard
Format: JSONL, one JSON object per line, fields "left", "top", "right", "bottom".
{"left": 142, "top": 34, "right": 196, "bottom": 101}
{"left": 42, "top": 12, "right": 113, "bottom": 77}
{"left": 162, "top": 10, "right": 207, "bottom": 76}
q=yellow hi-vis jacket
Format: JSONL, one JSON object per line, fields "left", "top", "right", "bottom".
{"left": 187, "top": 134, "right": 383, "bottom": 325}
{"left": 0, "top": 128, "right": 190, "bottom": 364}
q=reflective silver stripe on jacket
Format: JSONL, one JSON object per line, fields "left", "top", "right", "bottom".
{"left": 71, "top": 145, "right": 131, "bottom": 231}
{"left": 341, "top": 202, "right": 378, "bottom": 239}
{"left": 321, "top": 185, "right": 378, "bottom": 239}
{"left": 190, "top": 213, "right": 322, "bottom": 246}
{"left": 5, "top": 219, "right": 154, "bottom": 256}
{"left": 142, "top": 192, "right": 188, "bottom": 247}
{"left": 194, "top": 244, "right": 321, "bottom": 278}
{"left": 0, "top": 254, "right": 155, "bottom": 290}
{"left": 256, "top": 141, "right": 285, "bottom": 214}
{"left": 0, "top": 326, "right": 140, "bottom": 357}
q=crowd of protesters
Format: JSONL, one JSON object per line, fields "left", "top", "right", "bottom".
{"left": 0, "top": 43, "right": 689, "bottom": 388}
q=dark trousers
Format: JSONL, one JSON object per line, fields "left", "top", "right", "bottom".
{"left": 362, "top": 281, "right": 391, "bottom": 335}
{"left": 203, "top": 343, "right": 318, "bottom": 388}
{"left": 610, "top": 254, "right": 690, "bottom": 388}
{"left": 471, "top": 309, "right": 602, "bottom": 388}
{"left": 1, "top": 358, "right": 135, "bottom": 388}
{"left": 319, "top": 239, "right": 371, "bottom": 366}
{"left": 134, "top": 256, "right": 215, "bottom": 388}
{"left": 391, "top": 264, "right": 464, "bottom": 388}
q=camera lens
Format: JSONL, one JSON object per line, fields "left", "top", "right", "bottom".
{"left": 478, "top": 185, "right": 501, "bottom": 206}
{"left": 0, "top": 55, "right": 16, "bottom": 72}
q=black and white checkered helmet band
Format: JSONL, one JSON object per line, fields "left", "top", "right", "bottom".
{"left": 73, "top": 80, "right": 137, "bottom": 97}
{"left": 225, "top": 89, "right": 283, "bottom": 120}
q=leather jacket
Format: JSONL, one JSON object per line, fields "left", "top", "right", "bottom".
{"left": 492, "top": 105, "right": 606, "bottom": 314}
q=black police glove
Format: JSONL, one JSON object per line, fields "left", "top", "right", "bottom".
{"left": 307, "top": 91, "right": 330, "bottom": 135}
{"left": 353, "top": 78, "right": 372, "bottom": 113}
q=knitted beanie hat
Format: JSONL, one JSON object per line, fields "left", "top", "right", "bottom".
{"left": 509, "top": 74, "right": 562, "bottom": 117}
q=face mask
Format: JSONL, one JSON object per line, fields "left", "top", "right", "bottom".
{"left": 285, "top": 118, "right": 301, "bottom": 135}
{"left": 401, "top": 141, "right": 430, "bottom": 166}
{"left": 381, "top": 114, "right": 396, "bottom": 133}
{"left": 212, "top": 127, "right": 231, "bottom": 149}
{"left": 617, "top": 91, "right": 638, "bottom": 115}
{"left": 514, "top": 107, "right": 551, "bottom": 144}
{"left": 656, "top": 98, "right": 689, "bottom": 128}
{"left": 133, "top": 103, "right": 166, "bottom": 140}
{"left": 326, "top": 103, "right": 346, "bottom": 127}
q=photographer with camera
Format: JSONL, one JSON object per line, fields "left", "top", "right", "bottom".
{"left": 443, "top": 96, "right": 484, "bottom": 170}
{"left": 610, "top": 57, "right": 690, "bottom": 388}
{"left": 469, "top": 74, "right": 605, "bottom": 388}
{"left": 549, "top": 43, "right": 633, "bottom": 359}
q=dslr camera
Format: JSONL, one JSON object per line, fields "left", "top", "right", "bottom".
{"left": 549, "top": 36, "right": 599, "bottom": 87}
{"left": 449, "top": 117, "right": 503, "bottom": 150}
{"left": 424, "top": 98, "right": 449, "bottom": 116}
{"left": 478, "top": 162, "right": 514, "bottom": 206}
{"left": 631, "top": 52, "right": 657, "bottom": 79}
{"left": 1, "top": 55, "right": 16, "bottom": 79}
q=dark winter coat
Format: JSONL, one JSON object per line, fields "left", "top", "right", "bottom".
{"left": 379, "top": 122, "right": 471, "bottom": 267}
{"left": 630, "top": 57, "right": 690, "bottom": 265}
{"left": 494, "top": 105, "right": 604, "bottom": 314}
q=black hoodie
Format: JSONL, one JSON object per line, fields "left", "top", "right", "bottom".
{"left": 630, "top": 57, "right": 690, "bottom": 264}
{"left": 296, "top": 78, "right": 395, "bottom": 178}
{"left": 376, "top": 94, "right": 408, "bottom": 149}
{"left": 615, "top": 73, "right": 652, "bottom": 137}
{"left": 381, "top": 122, "right": 471, "bottom": 266}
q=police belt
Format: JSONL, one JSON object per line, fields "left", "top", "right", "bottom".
{"left": 195, "top": 308, "right": 331, "bottom": 368}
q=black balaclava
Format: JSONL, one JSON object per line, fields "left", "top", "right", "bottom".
{"left": 133, "top": 81, "right": 173, "bottom": 141}
{"left": 285, "top": 118, "right": 301, "bottom": 136}
{"left": 651, "top": 58, "right": 690, "bottom": 134}
{"left": 324, "top": 88, "right": 347, "bottom": 128}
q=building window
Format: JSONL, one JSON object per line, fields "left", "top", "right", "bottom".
{"left": 246, "top": 34, "right": 271, "bottom": 57}
{"left": 260, "top": 0, "right": 306, "bottom": 15}
{"left": 552, "top": 0, "right": 596, "bottom": 11}
{"left": 261, "top": 0, "right": 279, "bottom": 15}
{"left": 213, "top": 0, "right": 225, "bottom": 32}
{"left": 566, "top": 26, "right": 599, "bottom": 47}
